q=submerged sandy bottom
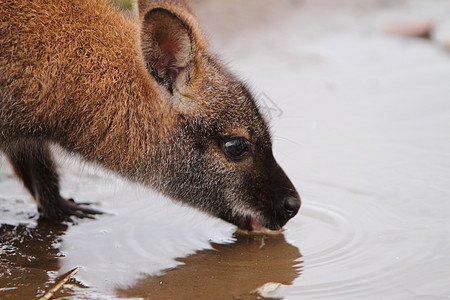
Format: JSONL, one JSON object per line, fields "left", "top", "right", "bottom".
{"left": 1, "top": 0, "right": 450, "bottom": 299}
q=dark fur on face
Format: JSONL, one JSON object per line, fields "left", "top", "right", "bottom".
{"left": 150, "top": 52, "right": 300, "bottom": 230}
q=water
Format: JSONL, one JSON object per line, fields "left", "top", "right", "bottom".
{"left": 1, "top": 0, "right": 450, "bottom": 298}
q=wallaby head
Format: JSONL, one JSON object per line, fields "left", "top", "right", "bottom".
{"left": 0, "top": 0, "right": 300, "bottom": 231}
{"left": 136, "top": 2, "right": 301, "bottom": 230}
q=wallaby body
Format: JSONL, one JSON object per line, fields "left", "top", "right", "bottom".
{"left": 0, "top": 0, "right": 300, "bottom": 230}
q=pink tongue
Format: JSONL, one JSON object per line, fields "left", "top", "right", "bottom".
{"left": 250, "top": 217, "right": 262, "bottom": 231}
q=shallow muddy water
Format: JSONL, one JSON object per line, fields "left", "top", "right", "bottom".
{"left": 1, "top": 0, "right": 450, "bottom": 299}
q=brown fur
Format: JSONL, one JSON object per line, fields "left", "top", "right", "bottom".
{"left": 0, "top": 0, "right": 300, "bottom": 230}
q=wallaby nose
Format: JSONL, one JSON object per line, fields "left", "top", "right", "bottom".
{"left": 283, "top": 197, "right": 300, "bottom": 218}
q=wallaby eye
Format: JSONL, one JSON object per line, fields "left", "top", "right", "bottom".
{"left": 222, "top": 137, "right": 251, "bottom": 161}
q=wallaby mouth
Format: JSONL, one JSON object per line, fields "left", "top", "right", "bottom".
{"left": 237, "top": 215, "right": 269, "bottom": 232}
{"left": 234, "top": 216, "right": 281, "bottom": 234}
{"left": 240, "top": 213, "right": 288, "bottom": 232}
{"left": 250, "top": 216, "right": 262, "bottom": 231}
{"left": 244, "top": 215, "right": 284, "bottom": 233}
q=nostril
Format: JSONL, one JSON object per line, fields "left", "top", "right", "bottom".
{"left": 283, "top": 197, "right": 300, "bottom": 218}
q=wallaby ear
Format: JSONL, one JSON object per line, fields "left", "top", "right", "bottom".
{"left": 140, "top": 8, "right": 193, "bottom": 94}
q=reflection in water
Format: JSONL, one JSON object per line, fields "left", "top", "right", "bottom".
{"left": 117, "top": 233, "right": 303, "bottom": 299}
{"left": 0, "top": 221, "right": 68, "bottom": 298}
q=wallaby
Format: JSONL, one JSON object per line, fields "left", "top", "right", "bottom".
{"left": 0, "top": 0, "right": 300, "bottom": 231}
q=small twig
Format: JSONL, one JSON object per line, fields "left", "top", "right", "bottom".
{"left": 39, "top": 267, "right": 80, "bottom": 300}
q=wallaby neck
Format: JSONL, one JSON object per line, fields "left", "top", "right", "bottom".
{"left": 54, "top": 60, "right": 177, "bottom": 183}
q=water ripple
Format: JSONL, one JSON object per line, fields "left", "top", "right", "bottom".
{"left": 284, "top": 199, "right": 450, "bottom": 299}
